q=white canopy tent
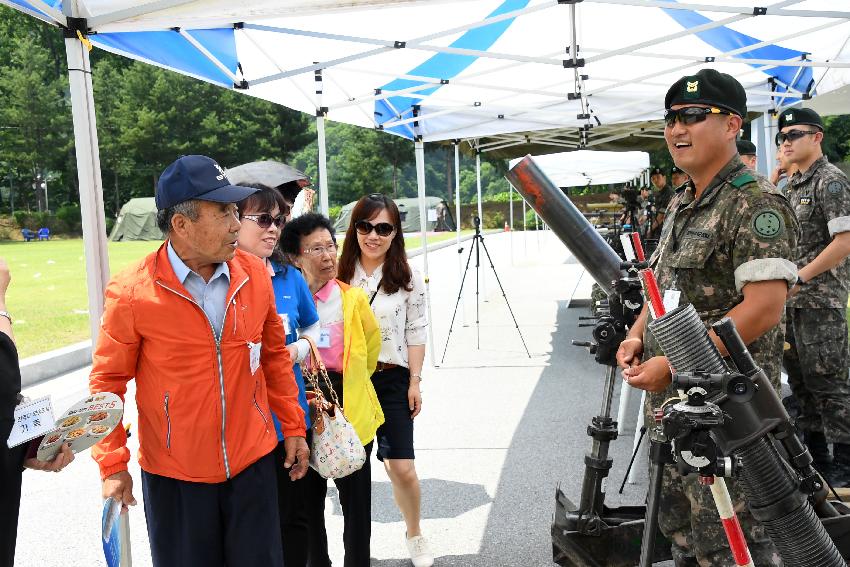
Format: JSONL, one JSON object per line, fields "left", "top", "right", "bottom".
{"left": 3, "top": 0, "right": 850, "bottom": 348}
{"left": 509, "top": 150, "right": 650, "bottom": 187}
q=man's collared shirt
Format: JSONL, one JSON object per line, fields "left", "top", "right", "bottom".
{"left": 166, "top": 241, "right": 230, "bottom": 338}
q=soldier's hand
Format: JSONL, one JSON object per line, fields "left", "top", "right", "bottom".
{"left": 622, "top": 356, "right": 672, "bottom": 392}
{"left": 616, "top": 337, "right": 643, "bottom": 369}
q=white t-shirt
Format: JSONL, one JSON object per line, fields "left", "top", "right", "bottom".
{"left": 352, "top": 260, "right": 428, "bottom": 367}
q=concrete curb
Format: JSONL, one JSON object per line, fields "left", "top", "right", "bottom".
{"left": 19, "top": 231, "right": 510, "bottom": 386}
{"left": 405, "top": 229, "right": 502, "bottom": 257}
{"left": 21, "top": 340, "right": 92, "bottom": 388}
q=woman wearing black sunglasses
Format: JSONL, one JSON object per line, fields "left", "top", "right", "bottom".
{"left": 338, "top": 194, "right": 433, "bottom": 567}
{"left": 233, "top": 184, "right": 322, "bottom": 567}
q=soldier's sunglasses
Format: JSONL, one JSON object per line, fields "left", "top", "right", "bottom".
{"left": 242, "top": 213, "right": 284, "bottom": 229}
{"left": 355, "top": 220, "right": 396, "bottom": 237}
{"left": 664, "top": 106, "right": 736, "bottom": 127}
{"left": 775, "top": 129, "right": 819, "bottom": 146}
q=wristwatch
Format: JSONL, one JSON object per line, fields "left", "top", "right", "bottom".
{"left": 795, "top": 275, "right": 807, "bottom": 287}
{"left": 0, "top": 311, "right": 11, "bottom": 324}
{"left": 410, "top": 373, "right": 422, "bottom": 383}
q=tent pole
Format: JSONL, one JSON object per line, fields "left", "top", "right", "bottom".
{"left": 509, "top": 181, "right": 514, "bottom": 265}
{"left": 522, "top": 199, "right": 527, "bottom": 255}
{"left": 753, "top": 111, "right": 770, "bottom": 177}
{"left": 475, "top": 148, "right": 486, "bottom": 297}
{"left": 415, "top": 140, "right": 437, "bottom": 367}
{"left": 475, "top": 150, "right": 484, "bottom": 224}
{"left": 64, "top": 25, "right": 110, "bottom": 346}
{"left": 454, "top": 142, "right": 466, "bottom": 326}
{"left": 315, "top": 67, "right": 330, "bottom": 216}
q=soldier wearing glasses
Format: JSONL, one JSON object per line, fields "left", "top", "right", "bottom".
{"left": 617, "top": 69, "right": 797, "bottom": 565}
{"left": 778, "top": 108, "right": 850, "bottom": 487}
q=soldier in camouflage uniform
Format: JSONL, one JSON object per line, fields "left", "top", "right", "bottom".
{"left": 778, "top": 107, "right": 850, "bottom": 486}
{"left": 617, "top": 69, "right": 798, "bottom": 566}
{"left": 648, "top": 167, "right": 675, "bottom": 240}
{"left": 671, "top": 165, "right": 690, "bottom": 191}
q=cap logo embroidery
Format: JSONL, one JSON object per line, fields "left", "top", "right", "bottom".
{"left": 214, "top": 163, "right": 227, "bottom": 181}
{"left": 686, "top": 81, "right": 699, "bottom": 93}
{"left": 785, "top": 113, "right": 793, "bottom": 121}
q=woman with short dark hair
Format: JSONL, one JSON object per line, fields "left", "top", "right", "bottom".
{"left": 280, "top": 213, "right": 383, "bottom": 567}
{"left": 338, "top": 194, "right": 433, "bottom": 567}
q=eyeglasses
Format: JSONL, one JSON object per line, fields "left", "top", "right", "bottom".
{"left": 775, "top": 129, "right": 819, "bottom": 146}
{"left": 664, "top": 106, "right": 736, "bottom": 127}
{"left": 301, "top": 243, "right": 338, "bottom": 257}
{"left": 355, "top": 220, "right": 395, "bottom": 237}
{"left": 242, "top": 213, "right": 284, "bottom": 229}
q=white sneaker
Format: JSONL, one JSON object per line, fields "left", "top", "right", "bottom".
{"left": 406, "top": 534, "right": 434, "bottom": 567}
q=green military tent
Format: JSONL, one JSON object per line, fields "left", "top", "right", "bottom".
{"left": 333, "top": 196, "right": 454, "bottom": 234}
{"left": 109, "top": 197, "right": 163, "bottom": 241}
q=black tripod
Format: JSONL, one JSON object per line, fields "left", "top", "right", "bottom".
{"left": 441, "top": 216, "right": 530, "bottom": 362}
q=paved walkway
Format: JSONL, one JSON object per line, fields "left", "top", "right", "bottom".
{"left": 16, "top": 231, "right": 651, "bottom": 566}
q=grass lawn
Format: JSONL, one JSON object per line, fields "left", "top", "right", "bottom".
{"left": 2, "top": 231, "right": 475, "bottom": 358}
{"left": 2, "top": 239, "right": 162, "bottom": 358}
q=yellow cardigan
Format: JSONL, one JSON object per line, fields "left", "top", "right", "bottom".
{"left": 337, "top": 280, "right": 385, "bottom": 445}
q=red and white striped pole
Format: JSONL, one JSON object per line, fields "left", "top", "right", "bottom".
{"left": 702, "top": 476, "right": 755, "bottom": 566}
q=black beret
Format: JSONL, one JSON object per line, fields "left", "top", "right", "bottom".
{"left": 665, "top": 68, "right": 746, "bottom": 117}
{"left": 736, "top": 139, "right": 757, "bottom": 155}
{"left": 650, "top": 167, "right": 664, "bottom": 177}
{"left": 778, "top": 107, "right": 823, "bottom": 130}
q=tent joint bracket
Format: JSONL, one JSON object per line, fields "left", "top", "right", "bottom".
{"left": 63, "top": 17, "right": 88, "bottom": 39}
{"left": 394, "top": 41, "right": 406, "bottom": 49}
{"left": 752, "top": 7, "right": 767, "bottom": 16}
{"left": 563, "top": 58, "right": 585, "bottom": 68}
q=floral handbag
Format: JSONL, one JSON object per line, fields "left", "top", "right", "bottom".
{"left": 301, "top": 335, "right": 367, "bottom": 479}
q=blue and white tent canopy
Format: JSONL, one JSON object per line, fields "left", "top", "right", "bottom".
{"left": 4, "top": 0, "right": 850, "bottom": 353}
{"left": 509, "top": 150, "right": 650, "bottom": 188}
{"left": 8, "top": 0, "right": 850, "bottom": 146}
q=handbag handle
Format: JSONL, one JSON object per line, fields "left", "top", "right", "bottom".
{"left": 301, "top": 334, "right": 343, "bottom": 410}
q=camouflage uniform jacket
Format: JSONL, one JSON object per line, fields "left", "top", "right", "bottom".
{"left": 786, "top": 155, "right": 850, "bottom": 309}
{"left": 655, "top": 185, "right": 675, "bottom": 215}
{"left": 649, "top": 185, "right": 676, "bottom": 240}
{"left": 645, "top": 155, "right": 799, "bottom": 388}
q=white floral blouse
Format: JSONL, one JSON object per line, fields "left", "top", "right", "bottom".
{"left": 352, "top": 260, "right": 428, "bottom": 367}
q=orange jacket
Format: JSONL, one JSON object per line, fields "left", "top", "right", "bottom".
{"left": 90, "top": 244, "right": 305, "bottom": 483}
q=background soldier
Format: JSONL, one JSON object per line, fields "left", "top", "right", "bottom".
{"left": 736, "top": 138, "right": 758, "bottom": 170}
{"left": 648, "top": 166, "right": 674, "bottom": 240}
{"left": 671, "top": 165, "right": 689, "bottom": 189}
{"left": 779, "top": 107, "right": 850, "bottom": 487}
{"left": 617, "top": 69, "right": 797, "bottom": 566}
{"left": 770, "top": 147, "right": 797, "bottom": 192}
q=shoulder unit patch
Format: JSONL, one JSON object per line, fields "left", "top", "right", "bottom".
{"left": 752, "top": 209, "right": 784, "bottom": 239}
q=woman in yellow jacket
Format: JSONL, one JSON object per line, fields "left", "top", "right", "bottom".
{"left": 279, "top": 213, "right": 383, "bottom": 567}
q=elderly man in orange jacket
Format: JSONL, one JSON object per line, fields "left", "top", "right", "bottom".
{"left": 90, "top": 155, "right": 308, "bottom": 567}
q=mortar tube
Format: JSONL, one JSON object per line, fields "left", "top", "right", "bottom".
{"left": 506, "top": 156, "right": 623, "bottom": 295}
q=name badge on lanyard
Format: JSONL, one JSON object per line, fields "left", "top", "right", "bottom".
{"left": 317, "top": 328, "right": 332, "bottom": 349}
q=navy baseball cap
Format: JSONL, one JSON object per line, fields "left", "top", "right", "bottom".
{"left": 156, "top": 155, "right": 259, "bottom": 210}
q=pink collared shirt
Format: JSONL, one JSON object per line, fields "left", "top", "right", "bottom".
{"left": 312, "top": 279, "right": 345, "bottom": 373}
